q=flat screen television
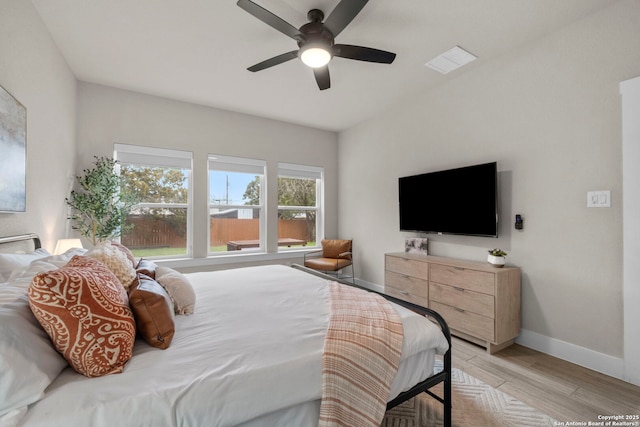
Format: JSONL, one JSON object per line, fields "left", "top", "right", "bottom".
{"left": 398, "top": 161, "right": 498, "bottom": 237}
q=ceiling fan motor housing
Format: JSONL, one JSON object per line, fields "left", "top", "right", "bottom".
{"left": 297, "top": 13, "right": 335, "bottom": 52}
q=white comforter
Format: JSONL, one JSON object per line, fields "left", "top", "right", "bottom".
{"left": 18, "top": 265, "right": 448, "bottom": 427}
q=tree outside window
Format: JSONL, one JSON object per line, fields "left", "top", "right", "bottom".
{"left": 245, "top": 175, "right": 318, "bottom": 245}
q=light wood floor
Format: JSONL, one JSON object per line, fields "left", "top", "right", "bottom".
{"left": 447, "top": 337, "right": 640, "bottom": 423}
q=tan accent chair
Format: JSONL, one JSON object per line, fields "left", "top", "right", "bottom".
{"left": 303, "top": 239, "right": 354, "bottom": 283}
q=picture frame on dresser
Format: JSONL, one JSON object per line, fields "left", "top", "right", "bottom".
{"left": 0, "top": 84, "right": 27, "bottom": 213}
{"left": 405, "top": 237, "right": 429, "bottom": 254}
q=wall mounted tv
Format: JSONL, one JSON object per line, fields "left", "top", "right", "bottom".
{"left": 398, "top": 161, "right": 498, "bottom": 237}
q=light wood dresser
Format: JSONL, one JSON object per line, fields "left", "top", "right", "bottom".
{"left": 385, "top": 252, "right": 521, "bottom": 354}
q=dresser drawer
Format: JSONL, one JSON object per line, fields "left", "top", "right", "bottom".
{"left": 430, "top": 282, "right": 494, "bottom": 318}
{"left": 430, "top": 264, "right": 494, "bottom": 295}
{"left": 385, "top": 271, "right": 428, "bottom": 298}
{"left": 386, "top": 255, "right": 428, "bottom": 279}
{"left": 430, "top": 301, "right": 494, "bottom": 342}
{"left": 385, "top": 286, "right": 428, "bottom": 307}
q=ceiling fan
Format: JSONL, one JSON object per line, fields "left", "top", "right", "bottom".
{"left": 237, "top": 0, "right": 396, "bottom": 90}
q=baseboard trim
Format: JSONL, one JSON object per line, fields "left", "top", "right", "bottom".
{"left": 356, "top": 278, "right": 384, "bottom": 293}
{"left": 356, "top": 280, "right": 627, "bottom": 382}
{"left": 516, "top": 329, "right": 624, "bottom": 380}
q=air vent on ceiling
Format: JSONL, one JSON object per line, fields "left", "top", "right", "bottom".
{"left": 425, "top": 46, "right": 477, "bottom": 74}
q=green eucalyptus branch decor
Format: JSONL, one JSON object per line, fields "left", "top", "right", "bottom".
{"left": 65, "top": 156, "right": 137, "bottom": 246}
{"left": 488, "top": 248, "right": 507, "bottom": 257}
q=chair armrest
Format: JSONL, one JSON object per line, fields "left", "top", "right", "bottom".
{"left": 337, "top": 251, "right": 352, "bottom": 260}
{"left": 303, "top": 249, "right": 323, "bottom": 262}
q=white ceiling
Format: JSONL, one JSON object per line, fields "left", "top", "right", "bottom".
{"left": 32, "top": 0, "right": 613, "bottom": 132}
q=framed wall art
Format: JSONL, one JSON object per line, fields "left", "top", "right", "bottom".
{"left": 0, "top": 85, "right": 26, "bottom": 212}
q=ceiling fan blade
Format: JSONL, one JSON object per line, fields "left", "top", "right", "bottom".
{"left": 247, "top": 50, "right": 299, "bottom": 72}
{"left": 333, "top": 44, "right": 396, "bottom": 64}
{"left": 313, "top": 66, "right": 330, "bottom": 90}
{"left": 237, "top": 0, "right": 302, "bottom": 41}
{"left": 323, "top": 0, "right": 369, "bottom": 37}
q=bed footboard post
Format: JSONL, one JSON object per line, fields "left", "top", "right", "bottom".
{"left": 443, "top": 347, "right": 452, "bottom": 427}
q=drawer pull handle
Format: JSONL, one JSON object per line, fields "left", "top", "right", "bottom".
{"left": 453, "top": 267, "right": 465, "bottom": 271}
{"left": 454, "top": 307, "right": 465, "bottom": 313}
{"left": 400, "top": 291, "right": 409, "bottom": 295}
{"left": 453, "top": 286, "right": 465, "bottom": 292}
{"left": 402, "top": 275, "right": 410, "bottom": 279}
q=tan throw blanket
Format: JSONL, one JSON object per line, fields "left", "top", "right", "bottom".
{"left": 318, "top": 282, "right": 404, "bottom": 427}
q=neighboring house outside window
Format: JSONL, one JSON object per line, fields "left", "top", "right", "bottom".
{"left": 277, "top": 162, "right": 323, "bottom": 251}
{"left": 115, "top": 144, "right": 193, "bottom": 259}
{"left": 208, "top": 155, "right": 266, "bottom": 254}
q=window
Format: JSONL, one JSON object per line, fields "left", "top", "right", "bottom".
{"left": 277, "top": 163, "right": 323, "bottom": 251}
{"left": 208, "top": 155, "right": 266, "bottom": 254}
{"left": 114, "top": 144, "right": 192, "bottom": 259}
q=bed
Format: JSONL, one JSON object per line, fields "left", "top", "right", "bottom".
{"left": 0, "top": 233, "right": 451, "bottom": 427}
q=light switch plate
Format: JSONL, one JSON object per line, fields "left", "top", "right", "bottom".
{"left": 587, "top": 190, "right": 611, "bottom": 208}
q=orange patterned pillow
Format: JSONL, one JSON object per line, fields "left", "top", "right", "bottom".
{"left": 28, "top": 256, "right": 136, "bottom": 377}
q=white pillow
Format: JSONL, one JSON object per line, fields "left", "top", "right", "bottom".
{"left": 155, "top": 266, "right": 196, "bottom": 315}
{"left": 86, "top": 242, "right": 137, "bottom": 290}
{"left": 0, "top": 249, "right": 50, "bottom": 282}
{"left": 30, "top": 248, "right": 87, "bottom": 271}
{"left": 0, "top": 279, "right": 68, "bottom": 421}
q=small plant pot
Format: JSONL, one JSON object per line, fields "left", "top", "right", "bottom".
{"left": 487, "top": 254, "right": 505, "bottom": 267}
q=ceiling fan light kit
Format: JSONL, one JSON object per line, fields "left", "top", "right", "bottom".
{"left": 237, "top": 0, "right": 396, "bottom": 90}
{"left": 300, "top": 45, "right": 332, "bottom": 68}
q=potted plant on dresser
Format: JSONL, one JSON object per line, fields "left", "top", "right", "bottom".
{"left": 487, "top": 248, "right": 507, "bottom": 267}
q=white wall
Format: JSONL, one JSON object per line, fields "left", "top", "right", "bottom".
{"left": 0, "top": 0, "right": 77, "bottom": 251}
{"left": 4, "top": 0, "right": 637, "bottom": 378}
{"left": 621, "top": 75, "right": 640, "bottom": 385}
{"left": 339, "top": 0, "right": 640, "bottom": 371}
{"left": 75, "top": 82, "right": 339, "bottom": 269}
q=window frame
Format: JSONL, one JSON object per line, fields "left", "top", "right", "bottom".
{"left": 208, "top": 154, "right": 267, "bottom": 255}
{"left": 277, "top": 162, "right": 324, "bottom": 252}
{"left": 114, "top": 143, "right": 193, "bottom": 259}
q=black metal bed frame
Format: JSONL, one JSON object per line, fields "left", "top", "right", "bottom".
{"left": 0, "top": 235, "right": 451, "bottom": 426}
{"left": 292, "top": 264, "right": 452, "bottom": 427}
{"left": 0, "top": 233, "right": 41, "bottom": 250}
